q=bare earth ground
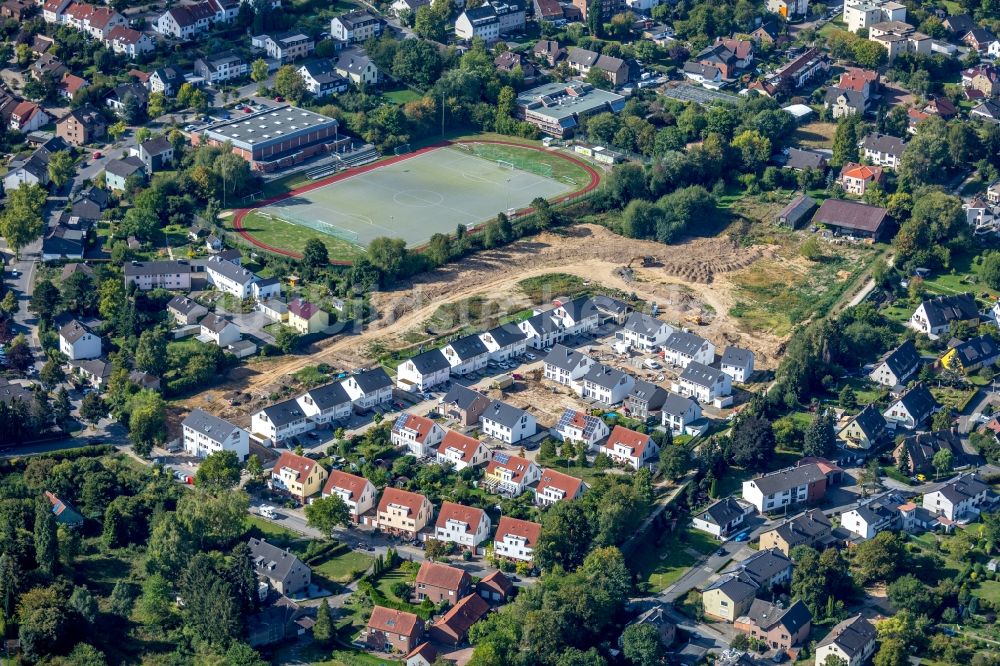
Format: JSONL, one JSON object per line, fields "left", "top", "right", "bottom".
{"left": 182, "top": 224, "right": 783, "bottom": 421}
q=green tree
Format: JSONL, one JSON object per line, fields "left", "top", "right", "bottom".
{"left": 933, "top": 448, "right": 954, "bottom": 480}
{"left": 29, "top": 279, "right": 60, "bottom": 326}
{"left": 140, "top": 572, "right": 173, "bottom": 626}
{"left": 621, "top": 622, "right": 664, "bottom": 665}
{"left": 64, "top": 643, "right": 107, "bottom": 666}
{"left": 534, "top": 500, "right": 594, "bottom": 571}
{"left": 414, "top": 4, "right": 446, "bottom": 41}
{"left": 250, "top": 58, "right": 269, "bottom": 83}
{"left": 135, "top": 329, "right": 168, "bottom": 376}
{"left": 314, "top": 598, "right": 333, "bottom": 645}
{"left": 658, "top": 444, "right": 689, "bottom": 481}
{"left": 304, "top": 495, "right": 351, "bottom": 536}
{"left": 1, "top": 184, "right": 47, "bottom": 258}
{"left": 274, "top": 65, "right": 306, "bottom": 102}
{"left": 301, "top": 237, "right": 330, "bottom": 277}
{"left": 40, "top": 357, "right": 66, "bottom": 390}
{"left": 47, "top": 151, "right": 76, "bottom": 189}
{"left": 887, "top": 574, "right": 939, "bottom": 616}
{"left": 851, "top": 531, "right": 905, "bottom": 585}
{"left": 275, "top": 326, "right": 300, "bottom": 354}
{"left": 127, "top": 390, "right": 167, "bottom": 456}
{"left": 195, "top": 450, "right": 242, "bottom": 489}
{"left": 245, "top": 454, "right": 263, "bottom": 479}
{"left": 180, "top": 554, "right": 241, "bottom": 645}
{"left": 831, "top": 115, "right": 860, "bottom": 166}
{"left": 108, "top": 120, "right": 128, "bottom": 141}
{"left": 108, "top": 581, "right": 135, "bottom": 617}
{"left": 727, "top": 414, "right": 775, "bottom": 470}
{"left": 731, "top": 129, "right": 771, "bottom": 173}
{"left": 227, "top": 541, "right": 258, "bottom": 614}
{"left": 69, "top": 586, "right": 98, "bottom": 624}
{"left": 34, "top": 499, "right": 58, "bottom": 575}
{"left": 803, "top": 410, "right": 836, "bottom": 458}
{"left": 897, "top": 445, "right": 911, "bottom": 475}
{"left": 53, "top": 387, "right": 72, "bottom": 427}
{"left": 873, "top": 639, "right": 908, "bottom": 666}
{"left": 225, "top": 642, "right": 268, "bottom": 666}
{"left": 852, "top": 39, "right": 887, "bottom": 68}
{"left": 0, "top": 552, "right": 20, "bottom": 618}
{"left": 79, "top": 392, "right": 106, "bottom": 426}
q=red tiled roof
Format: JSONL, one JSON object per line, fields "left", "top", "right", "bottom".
{"left": 128, "top": 68, "right": 150, "bottom": 81}
{"left": 288, "top": 298, "right": 321, "bottom": 319}
{"left": 435, "top": 501, "right": 486, "bottom": 533}
{"left": 495, "top": 516, "right": 541, "bottom": 548}
{"left": 840, "top": 162, "right": 883, "bottom": 181}
{"left": 478, "top": 570, "right": 514, "bottom": 595}
{"left": 485, "top": 454, "right": 535, "bottom": 483}
{"left": 88, "top": 7, "right": 119, "bottom": 28}
{"left": 604, "top": 425, "right": 652, "bottom": 459}
{"left": 718, "top": 37, "right": 752, "bottom": 59}
{"left": 273, "top": 451, "right": 318, "bottom": 481}
{"left": 438, "top": 430, "right": 484, "bottom": 463}
{"left": 60, "top": 73, "right": 87, "bottom": 95}
{"left": 431, "top": 594, "right": 489, "bottom": 643}
{"left": 837, "top": 68, "right": 877, "bottom": 92}
{"left": 415, "top": 561, "right": 468, "bottom": 592}
{"left": 537, "top": 468, "right": 584, "bottom": 499}
{"left": 109, "top": 25, "right": 144, "bottom": 44}
{"left": 405, "top": 643, "right": 437, "bottom": 663}
{"left": 368, "top": 606, "right": 422, "bottom": 637}
{"left": 394, "top": 413, "right": 437, "bottom": 443}
{"left": 378, "top": 487, "right": 429, "bottom": 516}
{"left": 566, "top": 410, "right": 590, "bottom": 430}
{"left": 322, "top": 469, "right": 371, "bottom": 502}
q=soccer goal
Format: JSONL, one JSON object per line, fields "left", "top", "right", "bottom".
{"left": 394, "top": 143, "right": 412, "bottom": 155}
{"left": 241, "top": 190, "right": 263, "bottom": 204}
{"left": 497, "top": 160, "right": 515, "bottom": 170}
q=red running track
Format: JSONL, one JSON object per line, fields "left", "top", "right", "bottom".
{"left": 230, "top": 139, "right": 602, "bottom": 264}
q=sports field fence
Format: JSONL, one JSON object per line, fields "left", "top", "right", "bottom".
{"left": 255, "top": 211, "right": 361, "bottom": 244}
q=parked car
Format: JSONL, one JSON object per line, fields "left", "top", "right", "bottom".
{"left": 733, "top": 531, "right": 750, "bottom": 542}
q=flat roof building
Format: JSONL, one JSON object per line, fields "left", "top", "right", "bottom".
{"left": 515, "top": 81, "right": 626, "bottom": 138}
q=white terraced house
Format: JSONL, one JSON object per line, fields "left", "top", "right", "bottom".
{"left": 434, "top": 502, "right": 491, "bottom": 551}
{"left": 598, "top": 425, "right": 659, "bottom": 470}
{"left": 251, "top": 397, "right": 313, "bottom": 443}
{"left": 484, "top": 453, "right": 541, "bottom": 496}
{"left": 478, "top": 323, "right": 527, "bottom": 361}
{"left": 493, "top": 516, "right": 542, "bottom": 564}
{"left": 662, "top": 330, "right": 715, "bottom": 368}
{"left": 576, "top": 364, "right": 635, "bottom": 406}
{"left": 391, "top": 412, "right": 445, "bottom": 457}
{"left": 322, "top": 470, "right": 376, "bottom": 522}
{"left": 618, "top": 311, "right": 673, "bottom": 352}
{"left": 396, "top": 349, "right": 450, "bottom": 391}
{"left": 442, "top": 334, "right": 490, "bottom": 375}
{"left": 543, "top": 344, "right": 594, "bottom": 387}
{"left": 552, "top": 409, "right": 609, "bottom": 448}
{"left": 673, "top": 361, "right": 732, "bottom": 403}
{"left": 205, "top": 255, "right": 258, "bottom": 298}
{"left": 296, "top": 381, "right": 353, "bottom": 425}
{"left": 436, "top": 431, "right": 490, "bottom": 471}
{"left": 181, "top": 408, "right": 250, "bottom": 461}
{"left": 551, "top": 296, "right": 600, "bottom": 335}
{"left": 479, "top": 400, "right": 536, "bottom": 444}
{"left": 343, "top": 368, "right": 393, "bottom": 410}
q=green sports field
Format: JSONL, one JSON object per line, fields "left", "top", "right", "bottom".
{"left": 253, "top": 144, "right": 577, "bottom": 251}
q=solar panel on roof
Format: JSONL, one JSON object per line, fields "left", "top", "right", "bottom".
{"left": 495, "top": 453, "right": 509, "bottom": 465}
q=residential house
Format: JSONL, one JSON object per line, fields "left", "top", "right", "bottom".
{"left": 149, "top": 67, "right": 184, "bottom": 96}
{"left": 860, "top": 132, "right": 905, "bottom": 168}
{"left": 342, "top": 368, "right": 393, "bottom": 411}
{"left": 661, "top": 392, "right": 704, "bottom": 436}
{"left": 702, "top": 572, "right": 759, "bottom": 622}
{"left": 270, "top": 451, "right": 328, "bottom": 503}
{"left": 428, "top": 594, "right": 489, "bottom": 645}
{"left": 838, "top": 404, "right": 888, "bottom": 449}
{"left": 942, "top": 13, "right": 975, "bottom": 35}
{"left": 972, "top": 100, "right": 1000, "bottom": 124}
{"left": 682, "top": 62, "right": 722, "bottom": 88}
{"left": 251, "top": 397, "right": 312, "bottom": 443}
{"left": 297, "top": 60, "right": 350, "bottom": 98}
{"left": 910, "top": 292, "right": 979, "bottom": 339}
{"left": 720, "top": 347, "right": 755, "bottom": 383}
{"left": 962, "top": 63, "right": 1000, "bottom": 97}
{"left": 735, "top": 599, "right": 812, "bottom": 651}
{"left": 57, "top": 72, "right": 87, "bottom": 101}
{"left": 287, "top": 299, "right": 329, "bottom": 334}
{"left": 552, "top": 295, "right": 600, "bottom": 335}
{"left": 296, "top": 381, "right": 353, "bottom": 426}
{"left": 480, "top": 400, "right": 536, "bottom": 444}
{"left": 248, "top": 537, "right": 312, "bottom": 595}
{"left": 105, "top": 82, "right": 147, "bottom": 115}
{"left": 565, "top": 47, "right": 630, "bottom": 87}
{"left": 390, "top": 0, "right": 429, "bottom": 15}
{"left": 692, "top": 497, "right": 752, "bottom": 539}
{"left": 335, "top": 49, "right": 379, "bottom": 86}
{"left": 182, "top": 408, "right": 249, "bottom": 461}
{"left": 815, "top": 615, "right": 878, "bottom": 666}
{"left": 478, "top": 323, "right": 527, "bottom": 361}
{"left": 477, "top": 571, "right": 513, "bottom": 605}
{"left": 766, "top": 0, "right": 806, "bottom": 18}
{"left": 194, "top": 52, "right": 247, "bottom": 84}
{"left": 331, "top": 10, "right": 385, "bottom": 43}
{"left": 824, "top": 86, "right": 869, "bottom": 118}
{"left": 842, "top": 497, "right": 901, "bottom": 539}
{"left": 576, "top": 364, "right": 635, "bottom": 406}
{"left": 599, "top": 425, "right": 659, "bottom": 470}
{"left": 455, "top": 4, "right": 500, "bottom": 40}
{"left": 154, "top": 2, "right": 216, "bottom": 39}
{"left": 734, "top": 548, "right": 794, "bottom": 588}
{"left": 167, "top": 295, "right": 208, "bottom": 325}
{"left": 131, "top": 136, "right": 174, "bottom": 173}
{"left": 484, "top": 453, "right": 540, "bottom": 496}
{"left": 895, "top": 429, "right": 963, "bottom": 477}
{"left": 494, "top": 516, "right": 541, "bottom": 564}
{"left": 440, "top": 384, "right": 490, "bottom": 426}
{"left": 518, "top": 310, "right": 565, "bottom": 349}
{"left": 552, "top": 408, "right": 609, "bottom": 448}
{"left": 58, "top": 105, "right": 107, "bottom": 146}
{"left": 922, "top": 473, "right": 992, "bottom": 520}
{"left": 443, "top": 334, "right": 490, "bottom": 375}
{"left": 59, "top": 320, "right": 101, "bottom": 360}
{"left": 377, "top": 488, "right": 434, "bottom": 538}
{"left": 843, "top": 0, "right": 907, "bottom": 33}
{"left": 742, "top": 463, "right": 830, "bottom": 513}
{"left": 436, "top": 430, "right": 490, "bottom": 470}
{"left": 365, "top": 607, "right": 424, "bottom": 654}
{"left": 963, "top": 27, "right": 999, "bottom": 54}
{"left": 590, "top": 294, "right": 631, "bottom": 325}
{"left": 104, "top": 156, "right": 145, "bottom": 191}
{"left": 535, "top": 468, "right": 586, "bottom": 506}
{"left": 9, "top": 101, "right": 49, "bottom": 133}
{"left": 812, "top": 199, "right": 891, "bottom": 241}
{"left": 883, "top": 383, "right": 939, "bottom": 429}
{"left": 254, "top": 31, "right": 315, "bottom": 62}
{"left": 68, "top": 358, "right": 111, "bottom": 388}
{"left": 940, "top": 335, "right": 1000, "bottom": 374}
{"left": 495, "top": 51, "right": 538, "bottom": 80}
{"left": 758, "top": 509, "right": 833, "bottom": 555}
{"left": 543, "top": 344, "right": 594, "bottom": 386}
{"left": 259, "top": 298, "right": 288, "bottom": 322}
{"left": 840, "top": 163, "right": 884, "bottom": 196}
{"left": 44, "top": 491, "right": 84, "bottom": 528}
{"left": 199, "top": 313, "right": 241, "bottom": 347}
{"left": 396, "top": 349, "right": 450, "bottom": 392}
{"left": 414, "top": 561, "right": 470, "bottom": 604}
{"left": 123, "top": 260, "right": 193, "bottom": 291}
{"left": 405, "top": 644, "right": 438, "bottom": 666}
{"left": 869, "top": 339, "right": 921, "bottom": 387}
{"left": 662, "top": 330, "right": 715, "bottom": 368}
{"left": 626, "top": 380, "right": 670, "bottom": 420}
{"left": 106, "top": 26, "right": 154, "bottom": 57}
{"left": 533, "top": 39, "right": 563, "bottom": 66}
{"left": 205, "top": 255, "right": 257, "bottom": 298}
{"left": 618, "top": 312, "right": 673, "bottom": 352}
{"left": 391, "top": 412, "right": 445, "bottom": 458}
{"left": 673, "top": 362, "right": 732, "bottom": 404}
{"left": 692, "top": 39, "right": 752, "bottom": 80}
{"left": 783, "top": 148, "right": 828, "bottom": 172}
{"left": 434, "top": 502, "right": 491, "bottom": 552}
{"left": 322, "top": 470, "right": 376, "bottom": 521}
{"left": 869, "top": 20, "right": 931, "bottom": 62}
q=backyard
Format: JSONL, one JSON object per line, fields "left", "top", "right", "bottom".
{"left": 631, "top": 527, "right": 718, "bottom": 594}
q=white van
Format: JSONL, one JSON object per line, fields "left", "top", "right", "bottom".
{"left": 643, "top": 358, "right": 662, "bottom": 370}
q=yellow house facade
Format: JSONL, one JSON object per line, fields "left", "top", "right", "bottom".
{"left": 271, "top": 451, "right": 329, "bottom": 502}
{"left": 287, "top": 298, "right": 330, "bottom": 334}
{"left": 377, "top": 487, "right": 435, "bottom": 538}
{"left": 702, "top": 574, "right": 757, "bottom": 622}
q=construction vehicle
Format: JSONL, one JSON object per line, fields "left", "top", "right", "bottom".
{"left": 686, "top": 314, "right": 705, "bottom": 326}
{"left": 627, "top": 256, "right": 657, "bottom": 268}
{"left": 491, "top": 374, "right": 514, "bottom": 390}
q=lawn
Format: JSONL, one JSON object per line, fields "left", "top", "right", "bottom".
{"left": 916, "top": 251, "right": 998, "bottom": 301}
{"left": 383, "top": 89, "right": 422, "bottom": 105}
{"left": 632, "top": 528, "right": 719, "bottom": 594}
{"left": 313, "top": 550, "right": 376, "bottom": 584}
{"left": 463, "top": 141, "right": 593, "bottom": 187}
{"left": 519, "top": 273, "right": 588, "bottom": 304}
{"left": 793, "top": 121, "right": 838, "bottom": 150}
{"left": 245, "top": 515, "right": 310, "bottom": 554}
{"left": 374, "top": 567, "right": 416, "bottom": 601}
{"left": 235, "top": 210, "right": 368, "bottom": 262}
{"left": 975, "top": 580, "right": 1000, "bottom": 605}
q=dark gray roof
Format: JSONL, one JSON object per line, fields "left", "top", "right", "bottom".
{"left": 589, "top": 294, "right": 630, "bottom": 316}
{"left": 261, "top": 397, "right": 307, "bottom": 427}
{"left": 879, "top": 339, "right": 921, "bottom": 380}
{"left": 848, "top": 404, "right": 887, "bottom": 439}
{"left": 777, "top": 194, "right": 817, "bottom": 224}
{"left": 544, "top": 344, "right": 590, "bottom": 371}
{"left": 745, "top": 599, "right": 811, "bottom": 634}
{"left": 408, "top": 348, "right": 450, "bottom": 374}
{"left": 624, "top": 311, "right": 668, "bottom": 337}
{"left": 522, "top": 312, "right": 564, "bottom": 336}
{"left": 664, "top": 330, "right": 708, "bottom": 356}
{"left": 200, "top": 313, "right": 234, "bottom": 334}
{"left": 168, "top": 295, "right": 205, "bottom": 316}
{"left": 893, "top": 383, "right": 938, "bottom": 421}
{"left": 69, "top": 358, "right": 111, "bottom": 380}
{"left": 679, "top": 361, "right": 725, "bottom": 389}
{"left": 628, "top": 380, "right": 668, "bottom": 409}
{"left": 124, "top": 260, "right": 192, "bottom": 276}
{"left": 59, "top": 320, "right": 93, "bottom": 344}
{"left": 738, "top": 548, "right": 792, "bottom": 585}
{"left": 683, "top": 61, "right": 721, "bottom": 79}
{"left": 934, "top": 473, "right": 990, "bottom": 504}
{"left": 817, "top": 615, "right": 876, "bottom": 656}
{"left": 140, "top": 135, "right": 172, "bottom": 156}
{"left": 249, "top": 537, "right": 304, "bottom": 583}
{"left": 206, "top": 255, "right": 256, "bottom": 285}
{"left": 662, "top": 392, "right": 698, "bottom": 417}
{"left": 350, "top": 367, "right": 392, "bottom": 394}
{"left": 483, "top": 323, "right": 525, "bottom": 348}
{"left": 442, "top": 384, "right": 489, "bottom": 412}
{"left": 699, "top": 498, "right": 744, "bottom": 527}
{"left": 557, "top": 296, "right": 599, "bottom": 323}
{"left": 447, "top": 334, "right": 489, "bottom": 361}
{"left": 750, "top": 463, "right": 828, "bottom": 496}
{"left": 825, "top": 86, "right": 866, "bottom": 110}
{"left": 769, "top": 509, "right": 831, "bottom": 548}
{"left": 581, "top": 363, "right": 630, "bottom": 390}
{"left": 105, "top": 155, "right": 145, "bottom": 179}
{"left": 482, "top": 400, "right": 528, "bottom": 428}
{"left": 182, "top": 408, "right": 242, "bottom": 443}
{"left": 918, "top": 293, "right": 979, "bottom": 328}
{"left": 303, "top": 381, "right": 351, "bottom": 410}
{"left": 952, "top": 335, "right": 1000, "bottom": 367}
{"left": 721, "top": 346, "right": 753, "bottom": 369}
{"left": 784, "top": 148, "right": 827, "bottom": 170}
{"left": 861, "top": 132, "right": 905, "bottom": 155}
{"left": 704, "top": 572, "right": 757, "bottom": 601}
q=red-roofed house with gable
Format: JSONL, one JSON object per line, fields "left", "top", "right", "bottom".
{"left": 839, "top": 163, "right": 885, "bottom": 196}
{"left": 9, "top": 101, "right": 49, "bottom": 133}
{"left": 477, "top": 570, "right": 514, "bottom": 603}
{"left": 58, "top": 73, "right": 87, "bottom": 100}
{"left": 493, "top": 516, "right": 541, "bottom": 565}
{"left": 106, "top": 25, "right": 155, "bottom": 57}
{"left": 366, "top": 606, "right": 424, "bottom": 653}
{"left": 391, "top": 412, "right": 445, "bottom": 457}
{"left": 287, "top": 298, "right": 329, "bottom": 334}
{"left": 414, "top": 561, "right": 470, "bottom": 604}
{"left": 434, "top": 501, "right": 491, "bottom": 552}
{"left": 270, "top": 451, "right": 328, "bottom": 503}
{"left": 428, "top": 594, "right": 490, "bottom": 645}
{"left": 436, "top": 430, "right": 490, "bottom": 471}
{"left": 377, "top": 487, "right": 434, "bottom": 538}
{"left": 599, "top": 425, "right": 660, "bottom": 470}
{"left": 484, "top": 453, "right": 541, "bottom": 496}
{"left": 535, "top": 468, "right": 587, "bottom": 506}
{"left": 552, "top": 408, "right": 610, "bottom": 448}
{"left": 405, "top": 642, "right": 438, "bottom": 666}
{"left": 322, "top": 470, "right": 376, "bottom": 521}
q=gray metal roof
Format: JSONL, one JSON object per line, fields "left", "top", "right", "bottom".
{"left": 350, "top": 367, "right": 392, "bottom": 394}
{"left": 482, "top": 400, "right": 528, "bottom": 428}
{"left": 442, "top": 384, "right": 489, "bottom": 412}
{"left": 661, "top": 392, "right": 698, "bottom": 417}
{"left": 544, "top": 344, "right": 590, "bottom": 372}
{"left": 408, "top": 348, "right": 450, "bottom": 374}
{"left": 206, "top": 255, "right": 256, "bottom": 285}
{"left": 447, "top": 334, "right": 488, "bottom": 361}
{"left": 303, "top": 381, "right": 351, "bottom": 410}
{"left": 182, "top": 408, "right": 243, "bottom": 443}
{"left": 249, "top": 537, "right": 304, "bottom": 583}
{"left": 581, "top": 363, "right": 630, "bottom": 390}
{"left": 721, "top": 346, "right": 754, "bottom": 369}
{"left": 664, "top": 330, "right": 708, "bottom": 357}
{"left": 624, "top": 311, "right": 668, "bottom": 337}
{"left": 679, "top": 361, "right": 725, "bottom": 389}
{"left": 261, "top": 397, "right": 307, "bottom": 427}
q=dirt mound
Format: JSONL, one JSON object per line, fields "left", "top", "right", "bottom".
{"left": 660, "top": 240, "right": 774, "bottom": 284}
